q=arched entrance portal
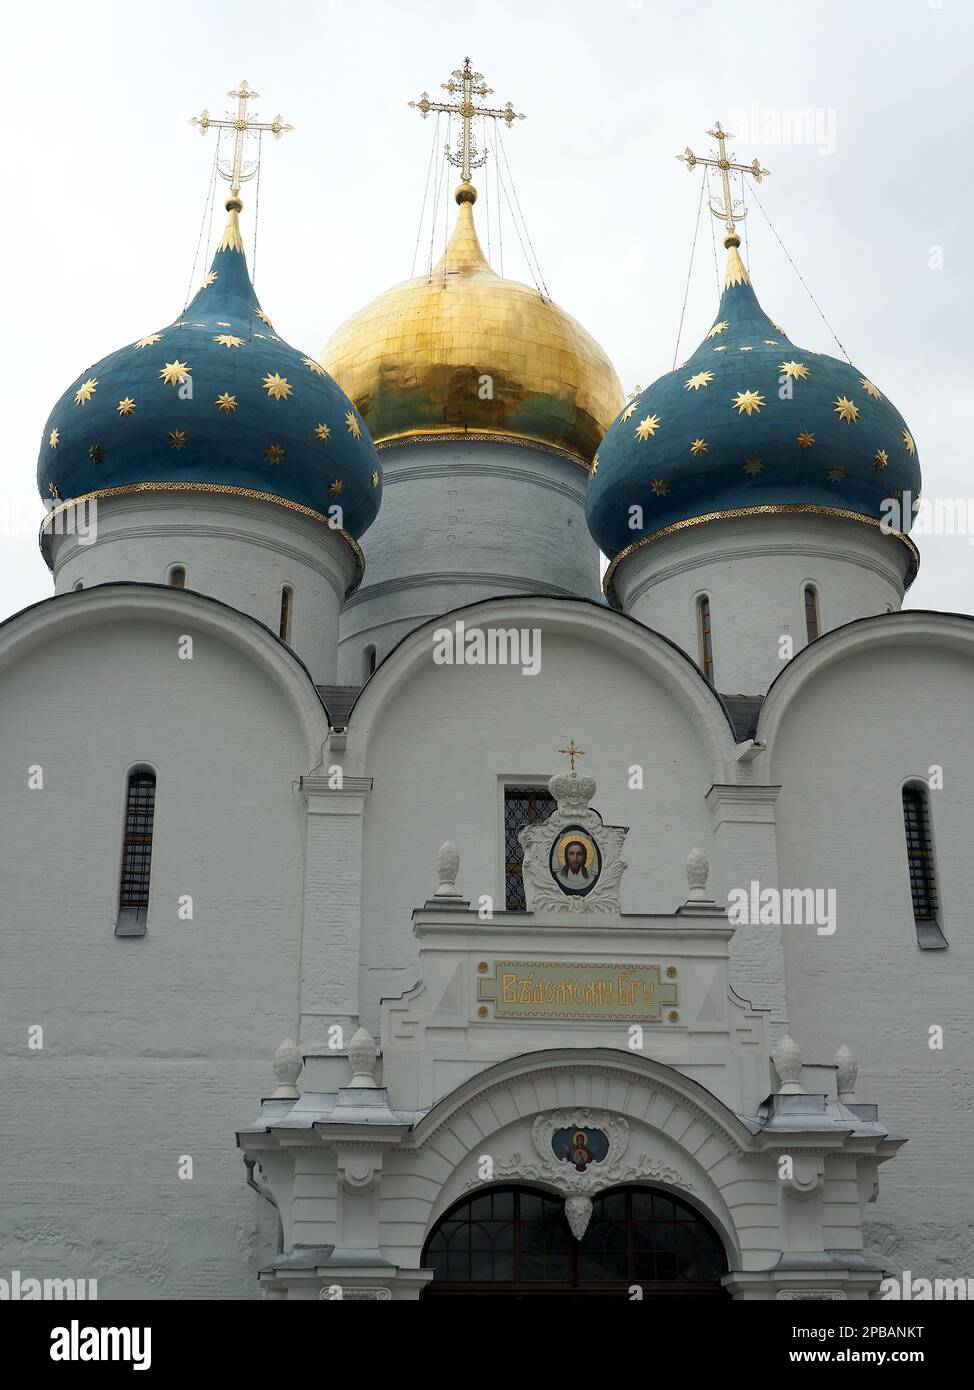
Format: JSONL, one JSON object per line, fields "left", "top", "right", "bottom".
{"left": 421, "top": 1185, "right": 730, "bottom": 1299}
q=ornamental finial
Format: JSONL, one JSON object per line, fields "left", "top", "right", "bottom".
{"left": 409, "top": 57, "right": 524, "bottom": 193}
{"left": 558, "top": 739, "right": 587, "bottom": 774}
{"left": 189, "top": 79, "right": 294, "bottom": 215}
{"left": 677, "top": 120, "right": 770, "bottom": 240}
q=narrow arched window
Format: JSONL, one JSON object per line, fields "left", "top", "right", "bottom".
{"left": 363, "top": 644, "right": 377, "bottom": 680}
{"left": 279, "top": 586, "right": 293, "bottom": 642}
{"left": 73, "top": 580, "right": 83, "bottom": 591}
{"left": 168, "top": 566, "right": 186, "bottom": 588}
{"left": 697, "top": 597, "right": 714, "bottom": 684}
{"left": 116, "top": 770, "right": 156, "bottom": 937}
{"left": 902, "top": 783, "right": 946, "bottom": 948}
{"left": 804, "top": 585, "right": 820, "bottom": 642}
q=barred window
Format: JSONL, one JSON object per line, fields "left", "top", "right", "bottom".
{"left": 422, "top": 1186, "right": 727, "bottom": 1295}
{"left": 804, "top": 585, "right": 820, "bottom": 642}
{"left": 504, "top": 785, "right": 556, "bottom": 910}
{"left": 902, "top": 783, "right": 937, "bottom": 921}
{"left": 279, "top": 585, "right": 293, "bottom": 642}
{"left": 697, "top": 596, "right": 714, "bottom": 684}
{"left": 168, "top": 566, "right": 186, "bottom": 588}
{"left": 119, "top": 770, "right": 156, "bottom": 914}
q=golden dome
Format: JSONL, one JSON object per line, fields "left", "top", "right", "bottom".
{"left": 320, "top": 183, "right": 623, "bottom": 468}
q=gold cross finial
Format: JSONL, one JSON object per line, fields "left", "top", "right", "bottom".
{"left": 677, "top": 121, "right": 770, "bottom": 237}
{"left": 190, "top": 80, "right": 293, "bottom": 199}
{"left": 558, "top": 739, "right": 587, "bottom": 773}
{"left": 409, "top": 57, "right": 525, "bottom": 191}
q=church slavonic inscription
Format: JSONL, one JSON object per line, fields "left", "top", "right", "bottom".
{"left": 477, "top": 961, "right": 678, "bottom": 1021}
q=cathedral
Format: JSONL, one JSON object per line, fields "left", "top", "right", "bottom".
{"left": 2, "top": 70, "right": 969, "bottom": 1304}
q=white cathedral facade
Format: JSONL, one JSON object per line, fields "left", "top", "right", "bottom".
{"left": 2, "top": 86, "right": 970, "bottom": 1302}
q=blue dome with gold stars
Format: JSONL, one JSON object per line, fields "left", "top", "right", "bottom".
{"left": 587, "top": 233, "right": 921, "bottom": 583}
{"left": 37, "top": 197, "right": 382, "bottom": 540}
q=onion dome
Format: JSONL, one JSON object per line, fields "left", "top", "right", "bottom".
{"left": 587, "top": 231, "right": 921, "bottom": 589}
{"left": 320, "top": 182, "right": 624, "bottom": 468}
{"left": 39, "top": 197, "right": 382, "bottom": 545}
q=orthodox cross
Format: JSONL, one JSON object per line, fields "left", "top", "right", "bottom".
{"left": 559, "top": 740, "right": 587, "bottom": 773}
{"left": 409, "top": 57, "right": 524, "bottom": 183}
{"left": 677, "top": 122, "right": 770, "bottom": 234}
{"left": 190, "top": 80, "right": 293, "bottom": 197}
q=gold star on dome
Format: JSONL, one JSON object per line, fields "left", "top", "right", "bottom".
{"left": 49, "top": 428, "right": 60, "bottom": 449}
{"left": 213, "top": 334, "right": 245, "bottom": 349}
{"left": 217, "top": 322, "right": 232, "bottom": 328}
{"left": 88, "top": 443, "right": 105, "bottom": 464}
{"left": 743, "top": 457, "right": 763, "bottom": 475}
{"left": 49, "top": 482, "right": 60, "bottom": 499}
{"left": 635, "top": 414, "right": 661, "bottom": 441}
{"left": 707, "top": 321, "right": 730, "bottom": 339}
{"left": 873, "top": 449, "right": 889, "bottom": 470}
{"left": 314, "top": 423, "right": 332, "bottom": 443}
{"left": 345, "top": 411, "right": 361, "bottom": 438}
{"left": 254, "top": 332, "right": 266, "bottom": 339}
{"left": 690, "top": 438, "right": 709, "bottom": 456}
{"left": 779, "top": 360, "right": 810, "bottom": 380}
{"left": 764, "top": 339, "right": 779, "bottom": 346}
{"left": 134, "top": 333, "right": 162, "bottom": 350}
{"left": 168, "top": 430, "right": 188, "bottom": 450}
{"left": 834, "top": 396, "right": 859, "bottom": 423}
{"left": 685, "top": 371, "right": 714, "bottom": 391}
{"left": 827, "top": 465, "right": 846, "bottom": 482}
{"left": 371, "top": 469, "right": 380, "bottom": 488}
{"left": 116, "top": 397, "right": 136, "bottom": 416}
{"left": 160, "top": 360, "right": 191, "bottom": 386}
{"left": 263, "top": 372, "right": 293, "bottom": 401}
{"left": 903, "top": 429, "right": 916, "bottom": 456}
{"left": 738, "top": 346, "right": 753, "bottom": 353}
{"left": 255, "top": 309, "right": 274, "bottom": 328}
{"left": 329, "top": 479, "right": 344, "bottom": 495}
{"left": 215, "top": 392, "right": 237, "bottom": 412}
{"left": 591, "top": 451, "right": 600, "bottom": 475}
{"left": 713, "top": 345, "right": 728, "bottom": 352}
{"left": 74, "top": 378, "right": 98, "bottom": 406}
{"left": 860, "top": 378, "right": 883, "bottom": 400}
{"left": 301, "top": 357, "right": 326, "bottom": 376}
{"left": 650, "top": 478, "right": 669, "bottom": 496}
{"left": 620, "top": 402, "right": 637, "bottom": 422}
{"left": 265, "top": 443, "right": 285, "bottom": 463}
{"left": 732, "top": 389, "right": 765, "bottom": 416}
{"left": 199, "top": 271, "right": 218, "bottom": 289}
{"left": 797, "top": 431, "right": 815, "bottom": 449}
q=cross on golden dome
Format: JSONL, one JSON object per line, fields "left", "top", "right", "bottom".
{"left": 558, "top": 739, "right": 587, "bottom": 773}
{"left": 677, "top": 121, "right": 769, "bottom": 236}
{"left": 409, "top": 57, "right": 525, "bottom": 186}
{"left": 190, "top": 79, "right": 293, "bottom": 199}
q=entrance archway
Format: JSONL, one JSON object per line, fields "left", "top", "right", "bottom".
{"left": 421, "top": 1185, "right": 729, "bottom": 1299}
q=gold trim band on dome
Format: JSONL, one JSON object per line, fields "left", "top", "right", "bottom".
{"left": 602, "top": 504, "right": 921, "bottom": 606}
{"left": 38, "top": 482, "right": 366, "bottom": 598}
{"left": 374, "top": 427, "right": 591, "bottom": 471}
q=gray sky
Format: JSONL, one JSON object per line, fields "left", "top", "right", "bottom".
{"left": 2, "top": 0, "right": 970, "bottom": 617}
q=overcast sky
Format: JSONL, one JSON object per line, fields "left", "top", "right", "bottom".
{"left": 2, "top": 0, "right": 970, "bottom": 617}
